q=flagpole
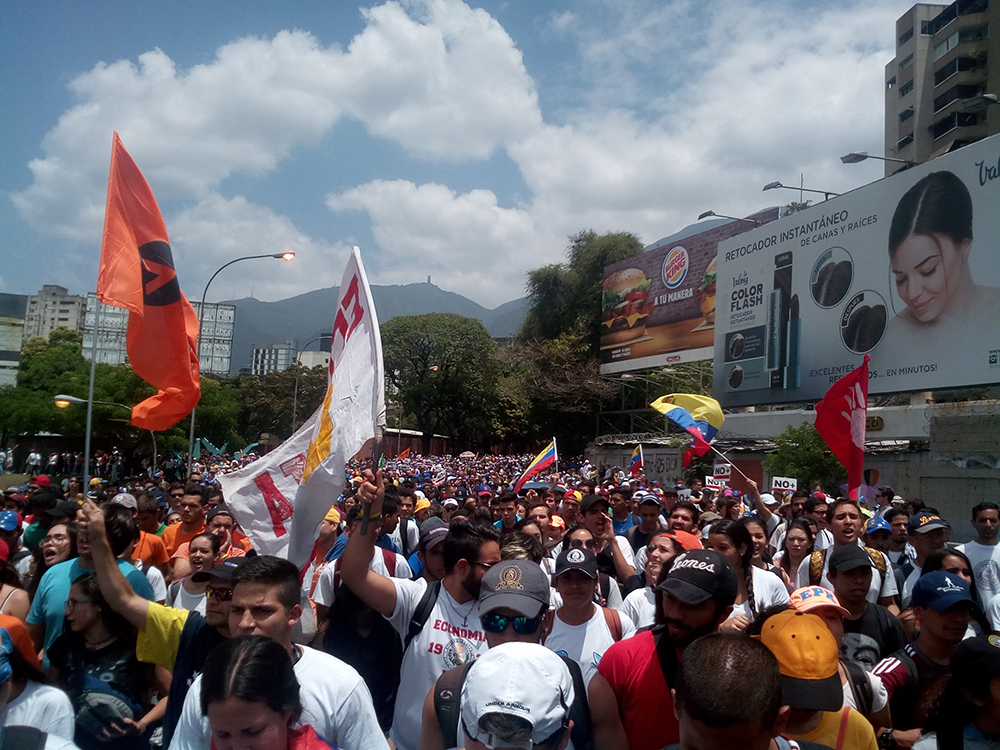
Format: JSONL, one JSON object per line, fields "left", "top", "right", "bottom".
{"left": 706, "top": 444, "right": 753, "bottom": 481}
{"left": 83, "top": 302, "right": 102, "bottom": 488}
{"left": 553, "top": 437, "right": 559, "bottom": 476}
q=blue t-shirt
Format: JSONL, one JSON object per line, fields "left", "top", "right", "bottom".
{"left": 324, "top": 533, "right": 349, "bottom": 562}
{"left": 27, "top": 558, "right": 155, "bottom": 656}
{"left": 613, "top": 514, "right": 636, "bottom": 537}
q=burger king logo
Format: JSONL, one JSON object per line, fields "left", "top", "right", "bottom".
{"left": 662, "top": 247, "right": 689, "bottom": 289}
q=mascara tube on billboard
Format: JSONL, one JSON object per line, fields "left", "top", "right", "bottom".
{"left": 765, "top": 252, "right": 793, "bottom": 388}
{"left": 784, "top": 293, "right": 800, "bottom": 390}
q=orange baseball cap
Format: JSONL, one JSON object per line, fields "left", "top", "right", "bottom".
{"left": 756, "top": 610, "right": 842, "bottom": 712}
{"left": 789, "top": 586, "right": 850, "bottom": 617}
{"left": 550, "top": 515, "right": 566, "bottom": 529}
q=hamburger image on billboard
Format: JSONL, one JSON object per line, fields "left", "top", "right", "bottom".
{"left": 602, "top": 268, "right": 653, "bottom": 345}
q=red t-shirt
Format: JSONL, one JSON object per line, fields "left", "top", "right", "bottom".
{"left": 596, "top": 629, "right": 680, "bottom": 750}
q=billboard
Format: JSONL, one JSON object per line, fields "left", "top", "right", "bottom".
{"left": 600, "top": 209, "right": 779, "bottom": 374}
{"left": 714, "top": 134, "right": 1000, "bottom": 408}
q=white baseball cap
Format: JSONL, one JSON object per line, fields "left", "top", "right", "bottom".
{"left": 460, "top": 643, "right": 574, "bottom": 750}
{"left": 760, "top": 493, "right": 779, "bottom": 507}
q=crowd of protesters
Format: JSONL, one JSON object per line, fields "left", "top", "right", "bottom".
{"left": 0, "top": 454, "right": 997, "bottom": 750}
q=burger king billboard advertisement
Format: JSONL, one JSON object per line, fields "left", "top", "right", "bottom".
{"left": 714, "top": 133, "right": 1000, "bottom": 408}
{"left": 600, "top": 209, "right": 778, "bottom": 374}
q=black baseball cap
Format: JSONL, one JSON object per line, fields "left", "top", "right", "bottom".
{"left": 46, "top": 500, "right": 81, "bottom": 518}
{"left": 578, "top": 494, "right": 610, "bottom": 514}
{"left": 828, "top": 544, "right": 875, "bottom": 573}
{"left": 479, "top": 561, "right": 550, "bottom": 618}
{"left": 656, "top": 549, "right": 737, "bottom": 605}
{"left": 191, "top": 557, "right": 248, "bottom": 583}
{"left": 554, "top": 548, "right": 598, "bottom": 579}
{"left": 206, "top": 507, "right": 234, "bottom": 523}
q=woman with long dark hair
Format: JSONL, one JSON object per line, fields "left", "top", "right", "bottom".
{"left": 46, "top": 573, "right": 170, "bottom": 750}
{"left": 773, "top": 516, "right": 816, "bottom": 592}
{"left": 921, "top": 547, "right": 991, "bottom": 636}
{"left": 26, "top": 522, "right": 79, "bottom": 601}
{"left": 708, "top": 519, "right": 789, "bottom": 632}
{"left": 201, "top": 635, "right": 338, "bottom": 750}
{"left": 0, "top": 541, "right": 29, "bottom": 621}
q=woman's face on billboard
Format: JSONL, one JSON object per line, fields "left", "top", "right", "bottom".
{"left": 891, "top": 232, "right": 971, "bottom": 322}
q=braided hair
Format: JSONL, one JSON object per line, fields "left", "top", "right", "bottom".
{"left": 709, "top": 519, "right": 757, "bottom": 622}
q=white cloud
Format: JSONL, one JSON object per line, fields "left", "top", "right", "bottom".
{"left": 170, "top": 194, "right": 350, "bottom": 302}
{"left": 11, "top": 0, "right": 914, "bottom": 309}
{"left": 327, "top": 179, "right": 553, "bottom": 301}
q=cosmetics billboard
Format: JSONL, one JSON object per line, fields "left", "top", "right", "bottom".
{"left": 600, "top": 209, "right": 779, "bottom": 374}
{"left": 714, "top": 133, "right": 1000, "bottom": 408}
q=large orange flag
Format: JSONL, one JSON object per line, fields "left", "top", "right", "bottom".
{"left": 97, "top": 132, "right": 200, "bottom": 430}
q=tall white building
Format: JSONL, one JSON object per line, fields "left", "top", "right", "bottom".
{"left": 83, "top": 295, "right": 236, "bottom": 377}
{"left": 22, "top": 285, "right": 87, "bottom": 341}
{"left": 0, "top": 294, "right": 27, "bottom": 387}
{"left": 251, "top": 339, "right": 297, "bottom": 376}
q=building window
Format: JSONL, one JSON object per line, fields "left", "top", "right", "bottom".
{"left": 921, "top": 20, "right": 934, "bottom": 34}
{"left": 900, "top": 28, "right": 914, "bottom": 45}
{"left": 900, "top": 81, "right": 914, "bottom": 97}
{"left": 900, "top": 106, "right": 915, "bottom": 123}
{"left": 934, "top": 31, "right": 960, "bottom": 60}
{"left": 899, "top": 54, "right": 914, "bottom": 72}
{"left": 887, "top": 76, "right": 896, "bottom": 90}
{"left": 934, "top": 83, "right": 980, "bottom": 111}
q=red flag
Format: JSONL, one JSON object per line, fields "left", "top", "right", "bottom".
{"left": 98, "top": 132, "right": 200, "bottom": 430}
{"left": 814, "top": 355, "right": 869, "bottom": 501}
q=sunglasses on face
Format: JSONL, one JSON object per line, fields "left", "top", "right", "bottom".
{"left": 205, "top": 585, "right": 233, "bottom": 602}
{"left": 480, "top": 611, "right": 545, "bottom": 635}
{"left": 569, "top": 539, "right": 598, "bottom": 550}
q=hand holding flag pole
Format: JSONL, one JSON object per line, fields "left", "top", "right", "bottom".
{"left": 361, "top": 420, "right": 386, "bottom": 535}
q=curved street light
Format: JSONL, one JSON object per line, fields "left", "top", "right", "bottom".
{"left": 697, "top": 210, "right": 760, "bottom": 226}
{"left": 188, "top": 251, "right": 296, "bottom": 470}
{"left": 54, "top": 395, "right": 158, "bottom": 482}
{"left": 840, "top": 151, "right": 912, "bottom": 167}
{"left": 763, "top": 181, "right": 839, "bottom": 201}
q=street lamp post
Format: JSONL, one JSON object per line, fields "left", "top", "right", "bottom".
{"left": 291, "top": 335, "right": 328, "bottom": 431}
{"left": 188, "top": 252, "right": 295, "bottom": 472}
{"left": 54, "top": 395, "right": 158, "bottom": 483}
{"left": 697, "top": 210, "right": 760, "bottom": 226}
{"left": 840, "top": 151, "right": 913, "bottom": 167}
{"left": 763, "top": 181, "right": 840, "bottom": 201}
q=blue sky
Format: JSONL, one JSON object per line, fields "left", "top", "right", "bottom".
{"left": 1, "top": 0, "right": 910, "bottom": 308}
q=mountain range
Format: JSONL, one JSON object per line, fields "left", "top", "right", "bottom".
{"left": 222, "top": 282, "right": 527, "bottom": 375}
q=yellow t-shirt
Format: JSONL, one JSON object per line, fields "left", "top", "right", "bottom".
{"left": 135, "top": 601, "right": 191, "bottom": 669}
{"left": 787, "top": 707, "right": 878, "bottom": 750}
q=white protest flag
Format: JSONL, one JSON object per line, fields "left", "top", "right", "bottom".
{"left": 218, "top": 409, "right": 319, "bottom": 558}
{"left": 286, "top": 246, "right": 385, "bottom": 568}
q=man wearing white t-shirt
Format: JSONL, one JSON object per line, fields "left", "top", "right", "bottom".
{"left": 577, "top": 495, "right": 635, "bottom": 582}
{"left": 169, "top": 556, "right": 385, "bottom": 750}
{"left": 958, "top": 501, "right": 1000, "bottom": 607}
{"left": 544, "top": 548, "right": 636, "bottom": 686}
{"left": 796, "top": 500, "right": 899, "bottom": 613}
{"left": 341, "top": 468, "right": 502, "bottom": 750}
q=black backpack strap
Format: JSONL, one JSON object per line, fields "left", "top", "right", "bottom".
{"left": 841, "top": 659, "right": 873, "bottom": 718}
{"left": 598, "top": 573, "right": 611, "bottom": 605}
{"left": 559, "top": 655, "right": 594, "bottom": 750}
{"left": 434, "top": 662, "right": 474, "bottom": 747}
{"left": 1, "top": 726, "right": 46, "bottom": 750}
{"left": 652, "top": 625, "right": 678, "bottom": 690}
{"left": 405, "top": 579, "right": 442, "bottom": 651}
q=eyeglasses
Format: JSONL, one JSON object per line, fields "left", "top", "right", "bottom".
{"left": 65, "top": 598, "right": 92, "bottom": 610}
{"left": 471, "top": 561, "right": 496, "bottom": 571}
{"left": 481, "top": 611, "right": 545, "bottom": 635}
{"left": 569, "top": 539, "right": 599, "bottom": 551}
{"left": 205, "top": 585, "right": 233, "bottom": 602}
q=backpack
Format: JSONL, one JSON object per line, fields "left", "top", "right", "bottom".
{"left": 841, "top": 659, "right": 873, "bottom": 719}
{"left": 809, "top": 547, "right": 887, "bottom": 586}
{"left": 0, "top": 726, "right": 46, "bottom": 750}
{"left": 433, "top": 654, "right": 594, "bottom": 750}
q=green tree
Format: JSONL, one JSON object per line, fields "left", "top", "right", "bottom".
{"left": 382, "top": 313, "right": 502, "bottom": 454}
{"left": 522, "top": 230, "right": 645, "bottom": 352}
{"left": 764, "top": 422, "right": 846, "bottom": 491}
{"left": 222, "top": 364, "right": 327, "bottom": 444}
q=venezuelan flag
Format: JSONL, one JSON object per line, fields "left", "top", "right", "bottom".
{"left": 514, "top": 439, "right": 557, "bottom": 493}
{"left": 629, "top": 444, "right": 643, "bottom": 477}
{"left": 651, "top": 394, "right": 724, "bottom": 467}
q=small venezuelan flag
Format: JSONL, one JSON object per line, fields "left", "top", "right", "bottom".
{"left": 514, "top": 439, "right": 557, "bottom": 493}
{"left": 629, "top": 444, "right": 643, "bottom": 477}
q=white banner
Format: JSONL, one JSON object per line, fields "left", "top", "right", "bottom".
{"left": 218, "top": 411, "right": 318, "bottom": 558}
{"left": 287, "top": 247, "right": 385, "bottom": 568}
{"left": 771, "top": 476, "right": 798, "bottom": 493}
{"left": 705, "top": 475, "right": 724, "bottom": 490}
{"left": 712, "top": 462, "right": 731, "bottom": 480}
